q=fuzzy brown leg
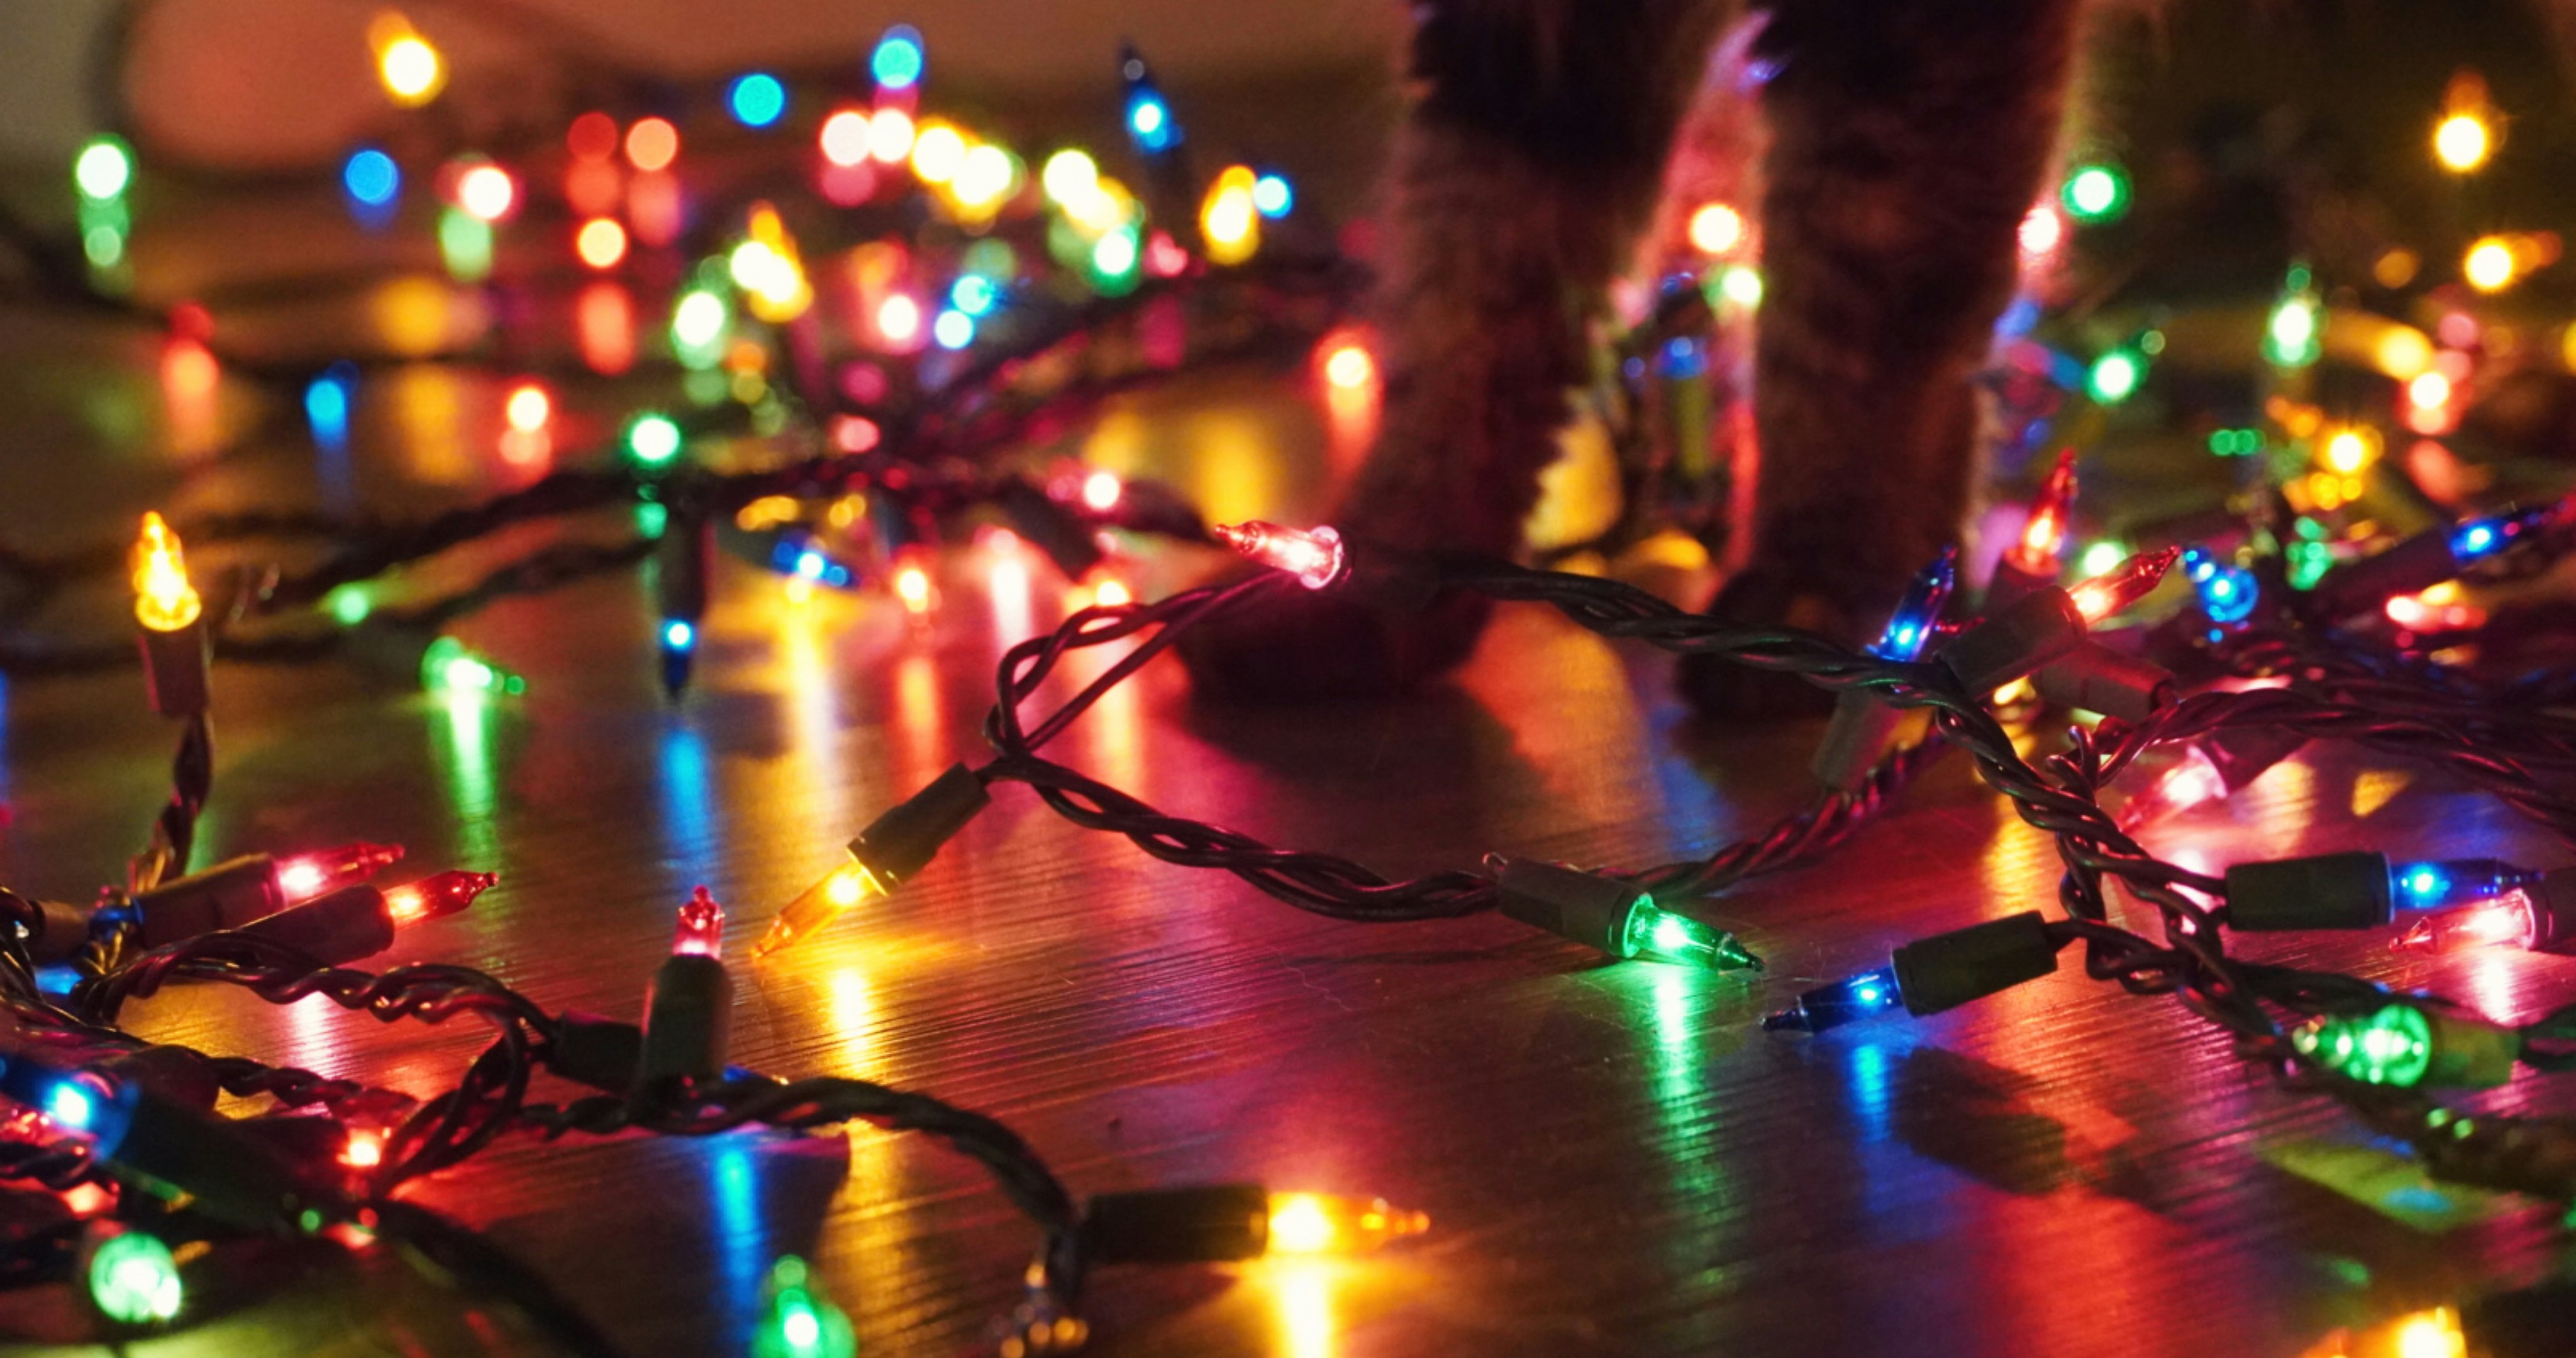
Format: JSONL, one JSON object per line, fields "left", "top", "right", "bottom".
{"left": 1680, "top": 0, "right": 2085, "bottom": 719}
{"left": 1181, "top": 0, "right": 1733, "bottom": 700}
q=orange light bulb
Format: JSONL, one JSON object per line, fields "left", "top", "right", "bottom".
{"left": 131, "top": 512, "right": 203, "bottom": 632}
{"left": 1264, "top": 1191, "right": 1429, "bottom": 1256}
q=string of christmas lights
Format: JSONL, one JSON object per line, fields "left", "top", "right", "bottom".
{"left": 10, "top": 9, "right": 2576, "bottom": 1355}
{"left": 0, "top": 494, "right": 1433, "bottom": 1356}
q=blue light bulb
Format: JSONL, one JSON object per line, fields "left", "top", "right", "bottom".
{"left": 871, "top": 25, "right": 924, "bottom": 90}
{"left": 950, "top": 274, "right": 997, "bottom": 316}
{"left": 931, "top": 308, "right": 975, "bottom": 350}
{"left": 2180, "top": 547, "right": 2258, "bottom": 626}
{"left": 342, "top": 148, "right": 400, "bottom": 208}
{"left": 1252, "top": 174, "right": 1292, "bottom": 218}
{"left": 2390, "top": 858, "right": 2529, "bottom": 910}
{"left": 304, "top": 363, "right": 356, "bottom": 449}
{"left": 1128, "top": 93, "right": 1174, "bottom": 152}
{"left": 2451, "top": 521, "right": 2500, "bottom": 560}
{"left": 46, "top": 1083, "right": 94, "bottom": 1130}
{"left": 663, "top": 619, "right": 696, "bottom": 651}
{"left": 795, "top": 550, "right": 826, "bottom": 580}
{"left": 728, "top": 74, "right": 787, "bottom": 129}
{"left": 1868, "top": 547, "right": 1957, "bottom": 661}
{"left": 1770, "top": 966, "right": 1907, "bottom": 1032}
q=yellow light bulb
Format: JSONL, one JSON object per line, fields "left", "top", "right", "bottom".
{"left": 2434, "top": 114, "right": 2490, "bottom": 173}
{"left": 132, "top": 512, "right": 203, "bottom": 632}
{"left": 2390, "top": 1307, "right": 2467, "bottom": 1358}
{"left": 370, "top": 14, "right": 446, "bottom": 107}
{"left": 950, "top": 145, "right": 1016, "bottom": 213}
{"left": 1263, "top": 1193, "right": 1428, "bottom": 1257}
{"left": 910, "top": 124, "right": 966, "bottom": 184}
{"left": 1687, "top": 201, "right": 1745, "bottom": 255}
{"left": 2464, "top": 236, "right": 2516, "bottom": 292}
{"left": 754, "top": 858, "right": 889, "bottom": 957}
{"left": 2319, "top": 428, "right": 2377, "bottom": 475}
{"left": 1201, "top": 165, "right": 1260, "bottom": 266}
{"left": 736, "top": 204, "right": 813, "bottom": 323}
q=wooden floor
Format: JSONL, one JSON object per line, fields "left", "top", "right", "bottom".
{"left": 6, "top": 199, "right": 2576, "bottom": 1358}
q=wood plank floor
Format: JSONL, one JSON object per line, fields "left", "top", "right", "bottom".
{"left": 4, "top": 209, "right": 2574, "bottom": 1358}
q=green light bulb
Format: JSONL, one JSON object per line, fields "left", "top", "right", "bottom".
{"left": 1618, "top": 900, "right": 1760, "bottom": 972}
{"left": 75, "top": 137, "right": 133, "bottom": 202}
{"left": 628, "top": 412, "right": 684, "bottom": 466}
{"left": 438, "top": 206, "right": 494, "bottom": 284}
{"left": 2060, "top": 163, "right": 2130, "bottom": 224}
{"left": 2294, "top": 1005, "right": 2433, "bottom": 1088}
{"left": 327, "top": 584, "right": 374, "bottom": 626}
{"left": 419, "top": 636, "right": 526, "bottom": 695}
{"left": 752, "top": 1257, "right": 855, "bottom": 1358}
{"left": 2265, "top": 289, "right": 2321, "bottom": 368}
{"left": 2086, "top": 350, "right": 2143, "bottom": 404}
{"left": 87, "top": 1231, "right": 183, "bottom": 1325}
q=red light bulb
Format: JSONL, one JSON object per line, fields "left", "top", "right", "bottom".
{"left": 2065, "top": 546, "right": 2178, "bottom": 626}
{"left": 1213, "top": 521, "right": 1346, "bottom": 589}
{"left": 342, "top": 1126, "right": 387, "bottom": 1170}
{"left": 384, "top": 870, "right": 497, "bottom": 925}
{"left": 2394, "top": 894, "right": 2538, "bottom": 954}
{"left": 2115, "top": 746, "right": 2228, "bottom": 831}
{"left": 275, "top": 842, "right": 405, "bottom": 903}
{"left": 674, "top": 885, "right": 724, "bottom": 958}
{"left": 2007, "top": 450, "right": 2078, "bottom": 578}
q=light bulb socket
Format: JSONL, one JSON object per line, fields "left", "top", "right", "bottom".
{"left": 1810, "top": 689, "right": 1922, "bottom": 792}
{"left": 108, "top": 1081, "right": 321, "bottom": 1229}
{"left": 637, "top": 954, "right": 734, "bottom": 1091}
{"left": 21, "top": 896, "right": 96, "bottom": 965}
{"left": 852, "top": 763, "right": 991, "bottom": 885}
{"left": 2309, "top": 531, "right": 2455, "bottom": 620}
{"left": 1493, "top": 858, "right": 1640, "bottom": 956}
{"left": 1084, "top": 1184, "right": 1270, "bottom": 1263}
{"left": 998, "top": 480, "right": 1106, "bottom": 582}
{"left": 138, "top": 617, "right": 210, "bottom": 719}
{"left": 2031, "top": 641, "right": 2175, "bottom": 723}
{"left": 1982, "top": 557, "right": 2058, "bottom": 613}
{"left": 549, "top": 1011, "right": 648, "bottom": 1093}
{"left": 233, "top": 885, "right": 396, "bottom": 965}
{"left": 2522, "top": 868, "right": 2576, "bottom": 951}
{"left": 1889, "top": 911, "right": 2060, "bottom": 1016}
{"left": 89, "top": 1047, "right": 222, "bottom": 1112}
{"left": 1940, "top": 588, "right": 2084, "bottom": 694}
{"left": 2418, "top": 1008, "right": 2524, "bottom": 1088}
{"left": 2226, "top": 851, "right": 2393, "bottom": 931}
{"left": 128, "top": 855, "right": 285, "bottom": 946}
{"left": 655, "top": 511, "right": 714, "bottom": 622}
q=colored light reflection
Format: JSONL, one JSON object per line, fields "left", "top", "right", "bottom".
{"left": 160, "top": 336, "right": 222, "bottom": 458}
{"left": 627, "top": 170, "right": 684, "bottom": 248}
{"left": 985, "top": 538, "right": 1034, "bottom": 643}
{"left": 710, "top": 1142, "right": 769, "bottom": 1334}
{"left": 658, "top": 723, "right": 723, "bottom": 886}
{"left": 305, "top": 363, "right": 355, "bottom": 453}
{"left": 438, "top": 207, "right": 493, "bottom": 283}
{"left": 576, "top": 282, "right": 636, "bottom": 375}
{"left": 433, "top": 678, "right": 500, "bottom": 866}
{"left": 1272, "top": 1261, "right": 1339, "bottom": 1358}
